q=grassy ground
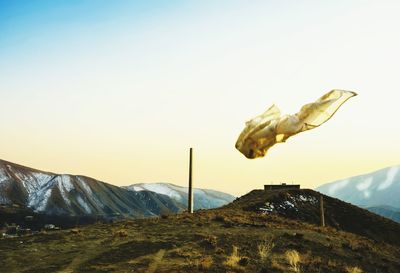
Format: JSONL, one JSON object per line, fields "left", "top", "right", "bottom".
{"left": 1, "top": 208, "right": 399, "bottom": 273}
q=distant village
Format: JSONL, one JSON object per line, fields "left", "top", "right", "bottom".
{"left": 0, "top": 203, "right": 60, "bottom": 239}
{"left": 1, "top": 221, "right": 60, "bottom": 239}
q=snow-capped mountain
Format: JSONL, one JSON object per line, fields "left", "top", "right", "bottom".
{"left": 0, "top": 159, "right": 183, "bottom": 217}
{"left": 124, "top": 183, "right": 235, "bottom": 210}
{"left": 316, "top": 166, "right": 400, "bottom": 208}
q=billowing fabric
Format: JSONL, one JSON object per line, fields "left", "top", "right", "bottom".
{"left": 235, "top": 90, "right": 357, "bottom": 159}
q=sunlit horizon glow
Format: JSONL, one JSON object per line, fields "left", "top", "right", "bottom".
{"left": 1, "top": 1, "right": 400, "bottom": 196}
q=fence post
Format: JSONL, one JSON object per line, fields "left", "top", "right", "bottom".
{"left": 320, "top": 194, "right": 325, "bottom": 227}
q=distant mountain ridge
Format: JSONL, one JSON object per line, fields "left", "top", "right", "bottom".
{"left": 316, "top": 166, "right": 400, "bottom": 222}
{"left": 0, "top": 159, "right": 234, "bottom": 219}
{"left": 124, "top": 183, "right": 235, "bottom": 210}
{"left": 366, "top": 205, "right": 400, "bottom": 223}
{"left": 316, "top": 166, "right": 400, "bottom": 207}
{"left": 0, "top": 159, "right": 183, "bottom": 218}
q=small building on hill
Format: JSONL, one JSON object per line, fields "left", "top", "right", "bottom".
{"left": 264, "top": 183, "right": 300, "bottom": 191}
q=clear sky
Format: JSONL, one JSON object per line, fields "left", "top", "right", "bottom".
{"left": 1, "top": 1, "right": 400, "bottom": 196}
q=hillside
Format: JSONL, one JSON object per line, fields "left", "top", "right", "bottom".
{"left": 227, "top": 189, "right": 400, "bottom": 246}
{"left": 1, "top": 188, "right": 400, "bottom": 273}
{"left": 0, "top": 159, "right": 183, "bottom": 218}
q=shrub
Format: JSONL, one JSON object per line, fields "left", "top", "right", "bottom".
{"left": 225, "top": 246, "right": 241, "bottom": 268}
{"left": 198, "top": 256, "right": 213, "bottom": 269}
{"left": 258, "top": 238, "right": 275, "bottom": 262}
{"left": 285, "top": 249, "right": 301, "bottom": 272}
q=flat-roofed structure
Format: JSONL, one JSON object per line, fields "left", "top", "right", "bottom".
{"left": 264, "top": 183, "right": 300, "bottom": 191}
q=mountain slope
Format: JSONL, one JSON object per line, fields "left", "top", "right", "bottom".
{"left": 125, "top": 182, "right": 235, "bottom": 210}
{"left": 316, "top": 166, "right": 400, "bottom": 208}
{"left": 0, "top": 159, "right": 183, "bottom": 217}
{"left": 366, "top": 205, "right": 400, "bottom": 223}
{"left": 226, "top": 188, "right": 400, "bottom": 246}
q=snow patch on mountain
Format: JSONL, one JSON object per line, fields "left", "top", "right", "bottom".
{"left": 21, "top": 172, "right": 53, "bottom": 194}
{"left": 77, "top": 177, "right": 104, "bottom": 209}
{"left": 77, "top": 177, "right": 92, "bottom": 194}
{"left": 60, "top": 175, "right": 74, "bottom": 192}
{"left": 259, "top": 194, "right": 317, "bottom": 213}
{"left": 377, "top": 166, "right": 399, "bottom": 190}
{"left": 31, "top": 172, "right": 53, "bottom": 188}
{"left": 30, "top": 187, "right": 52, "bottom": 212}
{"left": 0, "top": 168, "right": 9, "bottom": 183}
{"left": 317, "top": 165, "right": 400, "bottom": 208}
{"left": 0, "top": 159, "right": 187, "bottom": 217}
{"left": 54, "top": 176, "right": 71, "bottom": 205}
{"left": 327, "top": 179, "right": 349, "bottom": 195}
{"left": 357, "top": 177, "right": 373, "bottom": 198}
{"left": 357, "top": 177, "right": 373, "bottom": 191}
{"left": 77, "top": 196, "right": 91, "bottom": 214}
{"left": 131, "top": 183, "right": 183, "bottom": 201}
{"left": 126, "top": 182, "right": 235, "bottom": 210}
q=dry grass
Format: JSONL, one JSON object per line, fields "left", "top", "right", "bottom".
{"left": 285, "top": 249, "right": 301, "bottom": 272}
{"left": 225, "top": 246, "right": 241, "bottom": 268}
{"left": 345, "top": 266, "right": 363, "bottom": 273}
{"left": 198, "top": 256, "right": 213, "bottom": 270}
{"left": 258, "top": 238, "right": 275, "bottom": 262}
{"left": 271, "top": 259, "right": 287, "bottom": 271}
{"left": 2, "top": 206, "right": 400, "bottom": 273}
{"left": 301, "top": 251, "right": 323, "bottom": 267}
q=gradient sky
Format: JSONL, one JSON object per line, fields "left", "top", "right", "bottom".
{"left": 1, "top": 1, "right": 400, "bottom": 196}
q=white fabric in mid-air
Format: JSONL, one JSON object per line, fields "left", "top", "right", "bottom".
{"left": 235, "top": 89, "right": 357, "bottom": 159}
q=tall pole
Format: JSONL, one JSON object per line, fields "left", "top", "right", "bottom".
{"left": 320, "top": 194, "right": 325, "bottom": 227}
{"left": 188, "top": 148, "right": 193, "bottom": 213}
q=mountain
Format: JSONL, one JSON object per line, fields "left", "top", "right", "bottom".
{"left": 227, "top": 188, "right": 400, "bottom": 246}
{"left": 316, "top": 166, "right": 400, "bottom": 221}
{"left": 366, "top": 205, "right": 400, "bottom": 223}
{"left": 0, "top": 159, "right": 183, "bottom": 218}
{"left": 316, "top": 166, "right": 400, "bottom": 207}
{"left": 2, "top": 188, "right": 400, "bottom": 273}
{"left": 124, "top": 182, "right": 235, "bottom": 210}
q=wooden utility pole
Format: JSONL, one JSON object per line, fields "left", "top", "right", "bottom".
{"left": 188, "top": 148, "right": 193, "bottom": 213}
{"left": 320, "top": 194, "right": 325, "bottom": 227}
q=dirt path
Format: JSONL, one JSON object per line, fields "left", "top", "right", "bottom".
{"left": 145, "top": 249, "right": 166, "bottom": 273}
